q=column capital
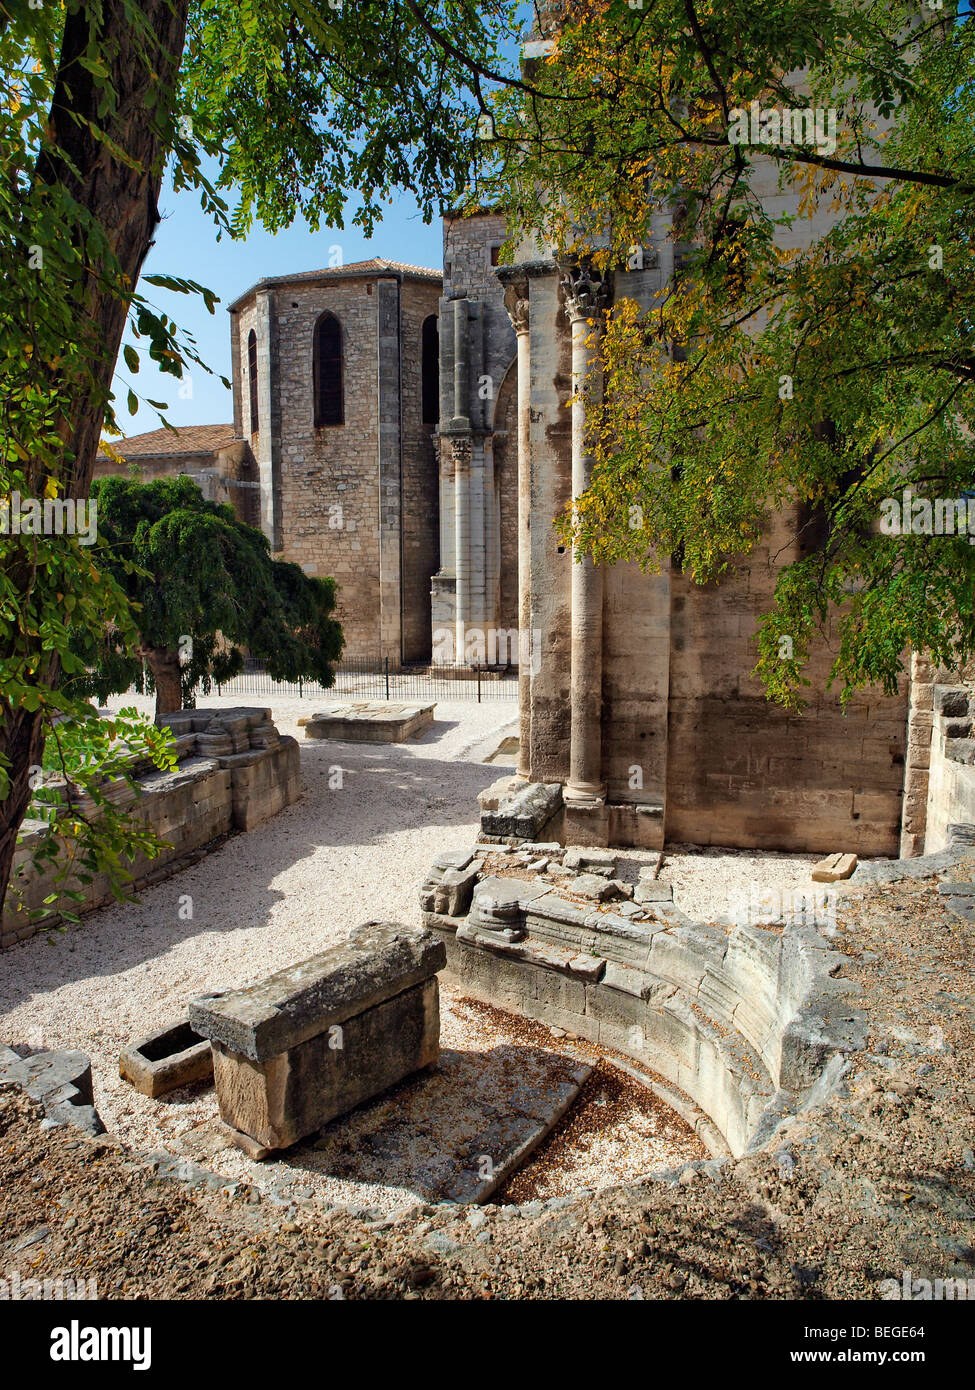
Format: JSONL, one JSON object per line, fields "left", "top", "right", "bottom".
{"left": 558, "top": 259, "right": 613, "bottom": 325}
{"left": 502, "top": 277, "right": 530, "bottom": 336}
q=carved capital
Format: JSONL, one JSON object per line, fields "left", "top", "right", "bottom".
{"left": 559, "top": 259, "right": 613, "bottom": 325}
{"left": 440, "top": 436, "right": 473, "bottom": 477}
{"left": 502, "top": 277, "right": 530, "bottom": 336}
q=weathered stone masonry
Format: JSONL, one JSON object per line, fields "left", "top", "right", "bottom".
{"left": 228, "top": 261, "right": 442, "bottom": 665}
{"left": 1, "top": 708, "right": 299, "bottom": 950}
{"left": 432, "top": 213, "right": 521, "bottom": 664}
{"left": 421, "top": 843, "right": 867, "bottom": 1160}
{"left": 481, "top": 179, "right": 912, "bottom": 853}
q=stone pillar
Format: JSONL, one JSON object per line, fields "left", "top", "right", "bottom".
{"left": 447, "top": 299, "right": 472, "bottom": 661}
{"left": 503, "top": 278, "right": 533, "bottom": 781}
{"left": 453, "top": 438, "right": 471, "bottom": 662}
{"left": 254, "top": 289, "right": 283, "bottom": 553}
{"left": 560, "top": 263, "right": 612, "bottom": 804}
{"left": 451, "top": 298, "right": 470, "bottom": 429}
{"left": 376, "top": 277, "right": 403, "bottom": 665}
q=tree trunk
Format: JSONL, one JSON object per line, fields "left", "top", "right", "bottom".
{"left": 144, "top": 649, "right": 185, "bottom": 723}
{"left": 0, "top": 0, "right": 191, "bottom": 918}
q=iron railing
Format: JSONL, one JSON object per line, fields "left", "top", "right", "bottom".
{"left": 206, "top": 654, "right": 518, "bottom": 704}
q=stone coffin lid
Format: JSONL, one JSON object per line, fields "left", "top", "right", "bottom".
{"left": 188, "top": 922, "right": 446, "bottom": 1062}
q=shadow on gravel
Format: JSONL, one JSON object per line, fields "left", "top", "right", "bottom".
{"left": 0, "top": 735, "right": 511, "bottom": 1008}
{"left": 208, "top": 1042, "right": 588, "bottom": 1207}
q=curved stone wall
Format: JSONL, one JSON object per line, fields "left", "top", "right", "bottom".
{"left": 421, "top": 844, "right": 866, "bottom": 1159}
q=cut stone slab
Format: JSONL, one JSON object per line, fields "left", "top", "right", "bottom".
{"left": 564, "top": 847, "right": 617, "bottom": 873}
{"left": 189, "top": 923, "right": 445, "bottom": 1154}
{"left": 469, "top": 875, "right": 549, "bottom": 931}
{"left": 811, "top": 852, "right": 858, "bottom": 883}
{"left": 119, "top": 1020, "right": 213, "bottom": 1099}
{"left": 569, "top": 872, "right": 619, "bottom": 901}
{"left": 189, "top": 922, "right": 445, "bottom": 1061}
{"left": 0, "top": 1048, "right": 104, "bottom": 1135}
{"left": 937, "top": 881, "right": 975, "bottom": 896}
{"left": 302, "top": 702, "right": 435, "bottom": 743}
{"left": 476, "top": 774, "right": 520, "bottom": 813}
{"left": 433, "top": 848, "right": 476, "bottom": 873}
{"left": 634, "top": 878, "right": 674, "bottom": 904}
{"left": 480, "top": 780, "right": 563, "bottom": 840}
{"left": 433, "top": 865, "right": 481, "bottom": 917}
{"left": 601, "top": 960, "right": 659, "bottom": 1000}
{"left": 302, "top": 1045, "right": 592, "bottom": 1206}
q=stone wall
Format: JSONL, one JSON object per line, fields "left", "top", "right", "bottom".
{"left": 923, "top": 685, "right": 975, "bottom": 853}
{"left": 236, "top": 279, "right": 383, "bottom": 654}
{"left": 399, "top": 282, "right": 442, "bottom": 663}
{"left": 421, "top": 844, "right": 863, "bottom": 1159}
{"left": 664, "top": 509, "right": 908, "bottom": 855}
{"left": 229, "top": 268, "right": 442, "bottom": 666}
{"left": 500, "top": 170, "right": 911, "bottom": 853}
{"left": 1, "top": 710, "right": 300, "bottom": 950}
{"left": 94, "top": 441, "right": 260, "bottom": 530}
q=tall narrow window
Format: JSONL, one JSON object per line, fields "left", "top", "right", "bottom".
{"left": 421, "top": 314, "right": 439, "bottom": 425}
{"left": 247, "top": 329, "right": 259, "bottom": 434}
{"left": 314, "top": 312, "right": 343, "bottom": 427}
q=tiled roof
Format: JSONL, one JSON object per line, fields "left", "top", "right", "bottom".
{"left": 97, "top": 423, "right": 238, "bottom": 460}
{"left": 228, "top": 257, "right": 442, "bottom": 310}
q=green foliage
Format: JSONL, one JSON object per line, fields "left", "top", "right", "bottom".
{"left": 67, "top": 474, "right": 344, "bottom": 707}
{"left": 10, "top": 708, "right": 178, "bottom": 930}
{"left": 177, "top": 0, "right": 521, "bottom": 237}
{"left": 474, "top": 0, "right": 975, "bottom": 706}
{"left": 0, "top": 0, "right": 519, "bottom": 917}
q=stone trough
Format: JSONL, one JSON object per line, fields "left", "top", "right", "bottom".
{"left": 119, "top": 1020, "right": 213, "bottom": 1099}
{"left": 189, "top": 923, "right": 445, "bottom": 1159}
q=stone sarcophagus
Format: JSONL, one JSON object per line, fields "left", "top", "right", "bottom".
{"left": 189, "top": 923, "right": 445, "bottom": 1158}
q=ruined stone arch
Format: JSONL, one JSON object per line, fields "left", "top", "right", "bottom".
{"left": 486, "top": 351, "right": 516, "bottom": 435}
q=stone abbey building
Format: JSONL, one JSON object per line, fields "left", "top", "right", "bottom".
{"left": 228, "top": 257, "right": 443, "bottom": 665}
{"left": 101, "top": 202, "right": 938, "bottom": 861}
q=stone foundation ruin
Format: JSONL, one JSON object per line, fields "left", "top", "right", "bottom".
{"left": 422, "top": 842, "right": 866, "bottom": 1160}
{"left": 2, "top": 707, "right": 299, "bottom": 949}
{"left": 301, "top": 701, "right": 436, "bottom": 743}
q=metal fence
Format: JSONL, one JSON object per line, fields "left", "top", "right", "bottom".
{"left": 206, "top": 655, "right": 518, "bottom": 704}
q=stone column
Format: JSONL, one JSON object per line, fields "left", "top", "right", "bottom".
{"left": 451, "top": 298, "right": 470, "bottom": 429}
{"left": 560, "top": 262, "right": 612, "bottom": 804}
{"left": 452, "top": 438, "right": 471, "bottom": 663}
{"left": 503, "top": 278, "right": 533, "bottom": 781}
{"left": 449, "top": 299, "right": 472, "bottom": 661}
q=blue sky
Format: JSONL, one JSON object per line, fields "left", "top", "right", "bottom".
{"left": 111, "top": 178, "right": 444, "bottom": 440}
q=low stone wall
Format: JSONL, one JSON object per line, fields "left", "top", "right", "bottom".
{"left": 2, "top": 708, "right": 300, "bottom": 950}
{"left": 923, "top": 686, "right": 975, "bottom": 853}
{"left": 421, "top": 845, "right": 863, "bottom": 1159}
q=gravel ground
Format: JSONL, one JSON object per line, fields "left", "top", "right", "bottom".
{"left": 2, "top": 859, "right": 972, "bottom": 1300}
{"left": 0, "top": 694, "right": 825, "bottom": 1206}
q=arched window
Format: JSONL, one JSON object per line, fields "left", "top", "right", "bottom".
{"left": 421, "top": 314, "right": 439, "bottom": 425}
{"left": 314, "top": 312, "right": 344, "bottom": 427}
{"left": 247, "top": 329, "right": 259, "bottom": 434}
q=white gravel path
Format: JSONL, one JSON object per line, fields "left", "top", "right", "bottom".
{"left": 0, "top": 694, "right": 825, "bottom": 1208}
